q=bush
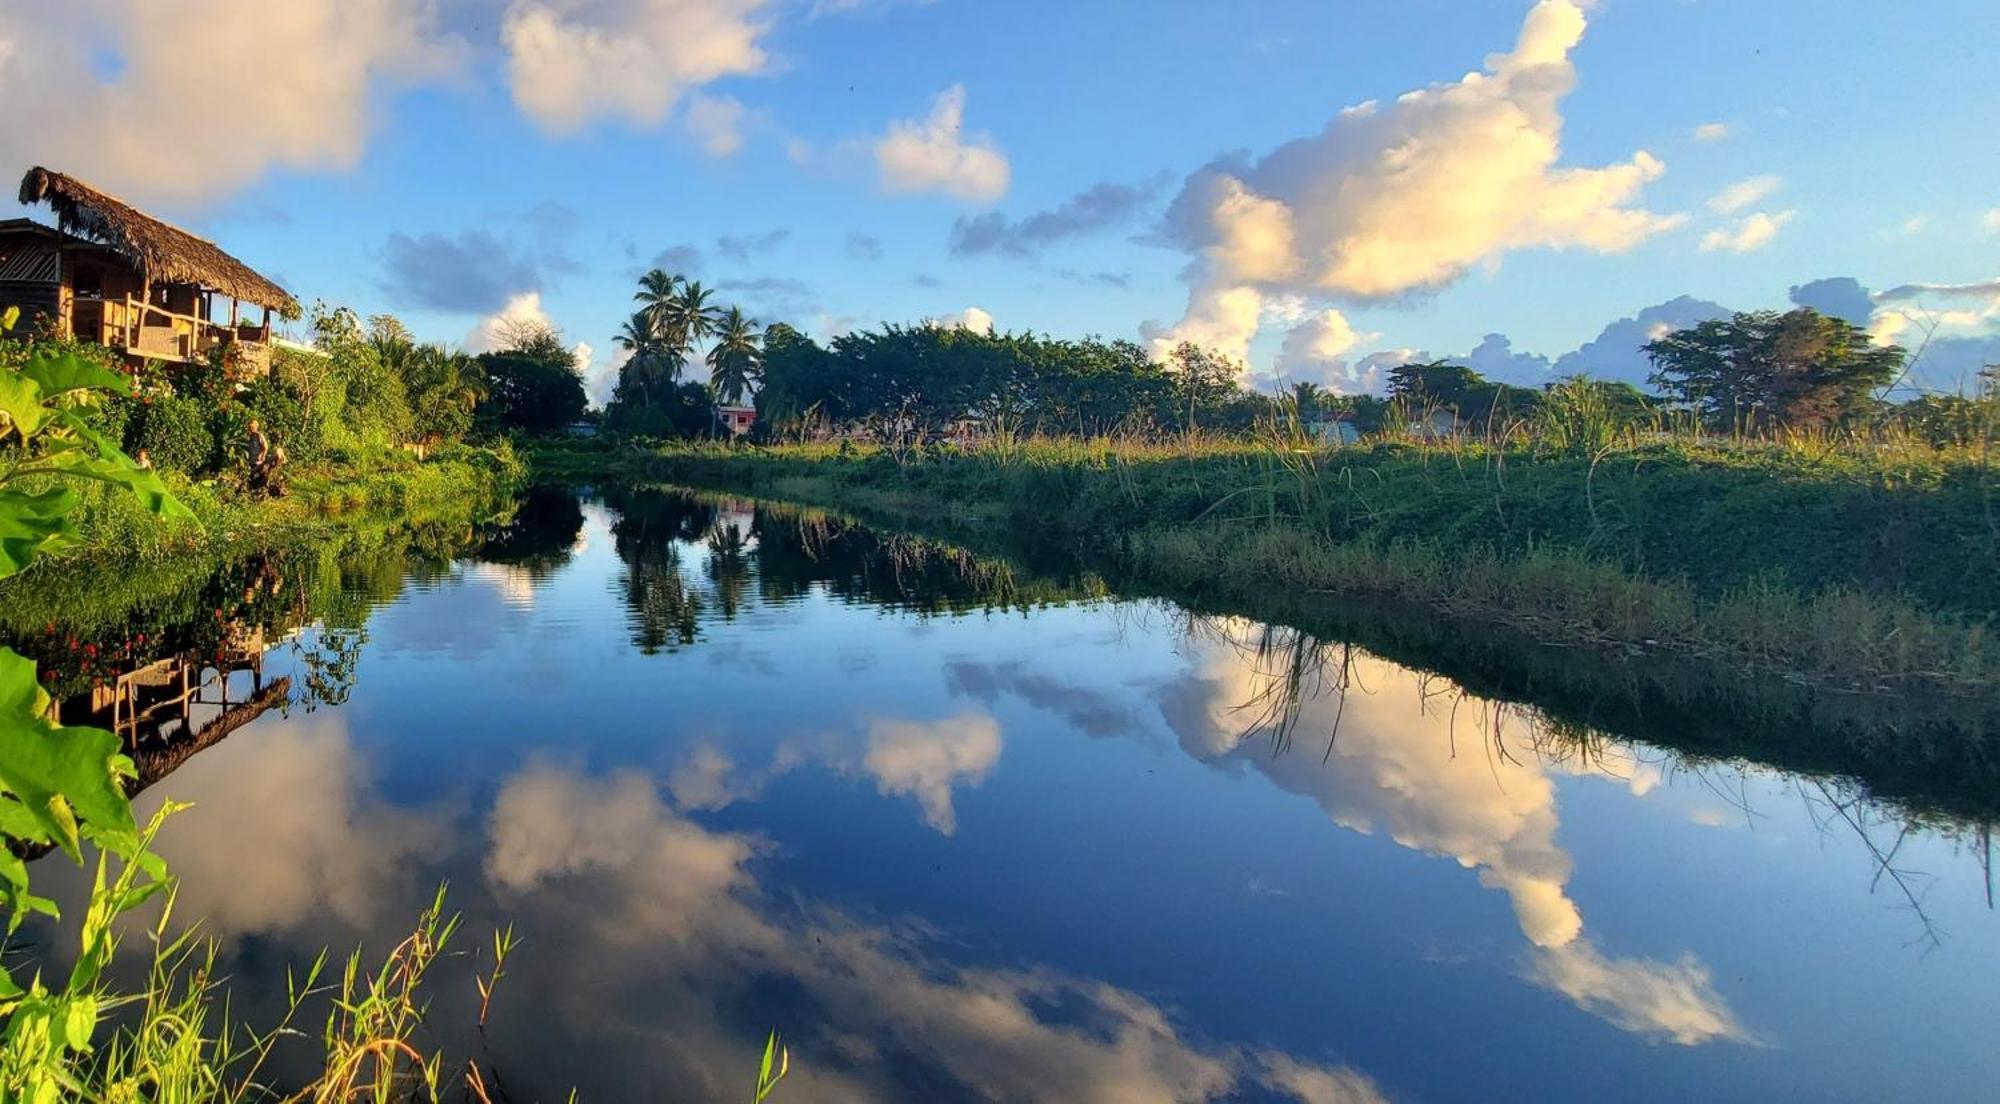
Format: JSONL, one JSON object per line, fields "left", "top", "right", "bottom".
{"left": 131, "top": 394, "right": 215, "bottom": 473}
{"left": 242, "top": 376, "right": 322, "bottom": 462}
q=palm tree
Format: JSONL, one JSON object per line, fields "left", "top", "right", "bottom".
{"left": 707, "top": 306, "right": 763, "bottom": 405}
{"left": 633, "top": 268, "right": 683, "bottom": 343}
{"left": 615, "top": 309, "right": 677, "bottom": 403}
{"left": 668, "top": 281, "right": 724, "bottom": 358}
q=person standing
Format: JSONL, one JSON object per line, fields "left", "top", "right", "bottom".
{"left": 246, "top": 418, "right": 271, "bottom": 491}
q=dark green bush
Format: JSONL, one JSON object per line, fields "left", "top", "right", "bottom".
{"left": 242, "top": 377, "right": 322, "bottom": 462}
{"left": 132, "top": 394, "right": 215, "bottom": 473}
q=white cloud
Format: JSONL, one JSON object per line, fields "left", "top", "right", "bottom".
{"left": 862, "top": 714, "right": 1002, "bottom": 835}
{"left": 1698, "top": 209, "right": 1796, "bottom": 253}
{"left": 1154, "top": 0, "right": 1680, "bottom": 374}
{"left": 683, "top": 92, "right": 751, "bottom": 156}
{"left": 139, "top": 716, "right": 452, "bottom": 935}
{"left": 0, "top": 0, "right": 460, "bottom": 203}
{"left": 482, "top": 759, "right": 1385, "bottom": 1102}
{"left": 1159, "top": 620, "right": 1753, "bottom": 1045}
{"left": 1692, "top": 122, "right": 1731, "bottom": 143}
{"left": 1707, "top": 174, "right": 1782, "bottom": 214}
{"left": 1898, "top": 215, "right": 1930, "bottom": 236}
{"left": 935, "top": 306, "right": 996, "bottom": 333}
{"left": 874, "top": 85, "right": 1011, "bottom": 202}
{"left": 1982, "top": 208, "right": 2000, "bottom": 236}
{"left": 1528, "top": 943, "right": 1759, "bottom": 1046}
{"left": 465, "top": 290, "right": 553, "bottom": 353}
{"left": 1272, "top": 309, "right": 1364, "bottom": 384}
{"left": 501, "top": 0, "right": 771, "bottom": 134}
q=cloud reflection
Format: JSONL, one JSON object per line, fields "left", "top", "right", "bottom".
{"left": 1160, "top": 618, "right": 1754, "bottom": 1046}
{"left": 482, "top": 761, "right": 1384, "bottom": 1102}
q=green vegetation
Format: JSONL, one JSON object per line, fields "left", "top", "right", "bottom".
{"left": 595, "top": 430, "right": 1997, "bottom": 695}
{"left": 604, "top": 267, "right": 768, "bottom": 436}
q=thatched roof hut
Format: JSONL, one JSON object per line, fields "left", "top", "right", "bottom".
{"left": 18, "top": 166, "right": 295, "bottom": 312}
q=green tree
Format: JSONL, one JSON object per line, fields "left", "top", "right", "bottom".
{"left": 707, "top": 306, "right": 764, "bottom": 405}
{"left": 1645, "top": 308, "right": 1904, "bottom": 430}
{"left": 1165, "top": 342, "right": 1239, "bottom": 431}
{"left": 478, "top": 323, "right": 585, "bottom": 434}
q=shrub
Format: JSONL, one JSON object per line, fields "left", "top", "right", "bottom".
{"left": 243, "top": 376, "right": 323, "bottom": 462}
{"left": 132, "top": 393, "right": 215, "bottom": 473}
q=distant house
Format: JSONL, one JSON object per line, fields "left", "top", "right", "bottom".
{"left": 0, "top": 166, "right": 297, "bottom": 372}
{"left": 715, "top": 403, "right": 756, "bottom": 438}
{"left": 1305, "top": 415, "right": 1361, "bottom": 446}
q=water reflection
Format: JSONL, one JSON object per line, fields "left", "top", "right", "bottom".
{"left": 3, "top": 485, "right": 1996, "bottom": 1100}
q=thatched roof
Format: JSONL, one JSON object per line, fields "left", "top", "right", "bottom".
{"left": 18, "top": 167, "right": 296, "bottom": 311}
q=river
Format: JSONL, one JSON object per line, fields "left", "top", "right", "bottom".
{"left": 9, "top": 485, "right": 1996, "bottom": 1101}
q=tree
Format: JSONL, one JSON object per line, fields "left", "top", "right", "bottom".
{"left": 400, "top": 344, "right": 487, "bottom": 443}
{"left": 478, "top": 325, "right": 585, "bottom": 434}
{"left": 1165, "top": 342, "right": 1239, "bottom": 430}
{"left": 614, "top": 309, "right": 678, "bottom": 404}
{"left": 1645, "top": 308, "right": 1903, "bottom": 430}
{"left": 633, "top": 268, "right": 684, "bottom": 346}
{"left": 668, "top": 280, "right": 724, "bottom": 360}
{"left": 707, "top": 306, "right": 763, "bottom": 404}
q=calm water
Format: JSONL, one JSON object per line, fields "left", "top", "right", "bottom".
{"left": 14, "top": 487, "right": 1999, "bottom": 1101}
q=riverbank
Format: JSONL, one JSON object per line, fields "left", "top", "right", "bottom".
{"left": 544, "top": 438, "right": 1998, "bottom": 697}
{"left": 51, "top": 440, "right": 524, "bottom": 564}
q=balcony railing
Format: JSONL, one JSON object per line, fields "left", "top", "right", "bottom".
{"left": 71, "top": 293, "right": 272, "bottom": 371}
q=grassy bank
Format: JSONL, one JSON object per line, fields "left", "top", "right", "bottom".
{"left": 552, "top": 436, "right": 1998, "bottom": 696}
{"left": 46, "top": 440, "right": 523, "bottom": 565}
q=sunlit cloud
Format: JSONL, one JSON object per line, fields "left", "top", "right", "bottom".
{"left": 1151, "top": 0, "right": 1681, "bottom": 369}
{"left": 1692, "top": 122, "right": 1731, "bottom": 143}
{"left": 1527, "top": 942, "right": 1760, "bottom": 1046}
{"left": 1707, "top": 174, "right": 1782, "bottom": 214}
{"left": 1699, "top": 209, "right": 1796, "bottom": 254}
{"left": 0, "top": 0, "right": 461, "bottom": 203}
{"left": 873, "top": 84, "right": 1011, "bottom": 202}
{"left": 501, "top": 0, "right": 771, "bottom": 134}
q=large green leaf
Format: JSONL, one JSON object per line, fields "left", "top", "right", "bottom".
{"left": 51, "top": 410, "right": 196, "bottom": 522}
{"left": 0, "top": 488, "right": 78, "bottom": 580}
{"left": 0, "top": 370, "right": 45, "bottom": 441}
{"left": 18, "top": 349, "right": 129, "bottom": 400}
{"left": 0, "top": 649, "right": 137, "bottom": 863}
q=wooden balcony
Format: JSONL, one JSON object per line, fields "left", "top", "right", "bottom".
{"left": 72, "top": 293, "right": 273, "bottom": 372}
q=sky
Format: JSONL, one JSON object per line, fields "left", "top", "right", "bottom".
{"left": 1, "top": 0, "right": 1997, "bottom": 403}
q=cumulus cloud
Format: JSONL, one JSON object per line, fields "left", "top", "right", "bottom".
{"left": 949, "top": 178, "right": 1164, "bottom": 258}
{"left": 1272, "top": 309, "right": 1365, "bottom": 385}
{"left": 1692, "top": 122, "right": 1731, "bottom": 143}
{"left": 1867, "top": 278, "right": 2000, "bottom": 390}
{"left": 1706, "top": 175, "right": 1782, "bottom": 214}
{"left": 1787, "top": 276, "right": 1874, "bottom": 327}
{"left": 934, "top": 306, "right": 996, "bottom": 333}
{"left": 1981, "top": 209, "right": 2000, "bottom": 236}
{"left": 874, "top": 85, "right": 1011, "bottom": 202}
{"left": 501, "top": 0, "right": 771, "bottom": 134}
{"left": 1152, "top": 0, "right": 1680, "bottom": 374}
{"left": 1699, "top": 209, "right": 1796, "bottom": 253}
{"left": 379, "top": 229, "right": 544, "bottom": 313}
{"left": 0, "top": 0, "right": 460, "bottom": 203}
{"left": 862, "top": 714, "right": 1002, "bottom": 835}
{"left": 1457, "top": 331, "right": 1553, "bottom": 386}
{"left": 683, "top": 92, "right": 752, "bottom": 156}
{"left": 715, "top": 228, "right": 790, "bottom": 262}
{"left": 1549, "top": 294, "right": 1732, "bottom": 384}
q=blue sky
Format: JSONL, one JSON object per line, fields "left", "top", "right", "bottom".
{"left": 2, "top": 0, "right": 1996, "bottom": 399}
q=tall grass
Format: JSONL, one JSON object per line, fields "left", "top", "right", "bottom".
{"left": 592, "top": 420, "right": 1998, "bottom": 694}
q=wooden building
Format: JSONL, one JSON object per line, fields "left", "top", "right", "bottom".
{"left": 0, "top": 166, "right": 296, "bottom": 372}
